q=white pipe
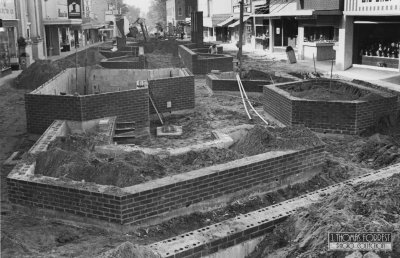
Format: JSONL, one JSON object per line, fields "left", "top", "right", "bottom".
{"left": 237, "top": 74, "right": 269, "bottom": 126}
{"left": 236, "top": 73, "right": 252, "bottom": 120}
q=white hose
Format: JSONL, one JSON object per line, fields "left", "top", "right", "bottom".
{"left": 236, "top": 74, "right": 269, "bottom": 126}
{"left": 236, "top": 73, "right": 252, "bottom": 120}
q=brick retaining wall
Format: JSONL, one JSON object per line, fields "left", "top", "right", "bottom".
{"left": 149, "top": 69, "right": 195, "bottom": 113}
{"left": 8, "top": 139, "right": 325, "bottom": 225}
{"left": 178, "top": 45, "right": 233, "bottom": 74}
{"left": 100, "top": 55, "right": 147, "bottom": 69}
{"left": 25, "top": 68, "right": 194, "bottom": 134}
{"left": 263, "top": 79, "right": 398, "bottom": 134}
{"left": 26, "top": 88, "right": 149, "bottom": 134}
{"left": 206, "top": 74, "right": 268, "bottom": 92}
{"left": 149, "top": 163, "right": 400, "bottom": 258}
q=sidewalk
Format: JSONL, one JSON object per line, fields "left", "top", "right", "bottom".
{"left": 0, "top": 70, "right": 22, "bottom": 87}
{"left": 220, "top": 42, "right": 400, "bottom": 93}
{"left": 46, "top": 41, "right": 105, "bottom": 61}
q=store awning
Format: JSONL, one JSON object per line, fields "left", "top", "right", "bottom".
{"left": 43, "top": 18, "right": 82, "bottom": 26}
{"left": 217, "top": 16, "right": 235, "bottom": 27}
{"left": 228, "top": 16, "right": 251, "bottom": 28}
{"left": 82, "top": 23, "right": 105, "bottom": 30}
{"left": 252, "top": 9, "right": 314, "bottom": 18}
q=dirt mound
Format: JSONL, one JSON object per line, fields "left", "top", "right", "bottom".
{"left": 232, "top": 125, "right": 322, "bottom": 156}
{"left": 34, "top": 133, "right": 244, "bottom": 187}
{"left": 14, "top": 60, "right": 65, "bottom": 90}
{"left": 249, "top": 174, "right": 400, "bottom": 258}
{"left": 14, "top": 47, "right": 104, "bottom": 90}
{"left": 98, "top": 242, "right": 161, "bottom": 258}
{"left": 354, "top": 134, "right": 400, "bottom": 169}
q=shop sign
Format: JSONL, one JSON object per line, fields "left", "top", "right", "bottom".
{"left": 0, "top": 0, "right": 16, "bottom": 20}
{"left": 68, "top": 0, "right": 82, "bottom": 19}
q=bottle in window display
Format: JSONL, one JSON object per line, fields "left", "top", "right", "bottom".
{"left": 377, "top": 43, "right": 383, "bottom": 57}
{"left": 389, "top": 42, "right": 396, "bottom": 58}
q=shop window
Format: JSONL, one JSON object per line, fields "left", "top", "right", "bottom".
{"left": 304, "top": 26, "right": 336, "bottom": 42}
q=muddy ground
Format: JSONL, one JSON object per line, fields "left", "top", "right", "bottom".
{"left": 248, "top": 173, "right": 400, "bottom": 258}
{"left": 1, "top": 44, "right": 399, "bottom": 258}
{"left": 35, "top": 125, "right": 321, "bottom": 188}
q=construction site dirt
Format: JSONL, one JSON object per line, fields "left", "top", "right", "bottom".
{"left": 1, "top": 43, "right": 400, "bottom": 258}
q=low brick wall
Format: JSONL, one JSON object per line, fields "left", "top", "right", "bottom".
{"left": 26, "top": 87, "right": 149, "bottom": 134}
{"left": 206, "top": 73, "right": 269, "bottom": 92}
{"left": 100, "top": 55, "right": 147, "bottom": 69}
{"left": 26, "top": 68, "right": 194, "bottom": 134}
{"left": 263, "top": 79, "right": 398, "bottom": 134}
{"left": 7, "top": 138, "right": 325, "bottom": 225}
{"left": 149, "top": 163, "right": 400, "bottom": 258}
{"left": 148, "top": 69, "right": 195, "bottom": 113}
{"left": 178, "top": 45, "right": 233, "bottom": 74}
{"left": 99, "top": 46, "right": 140, "bottom": 59}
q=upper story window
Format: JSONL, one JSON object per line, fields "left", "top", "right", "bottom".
{"left": 178, "top": 7, "right": 182, "bottom": 16}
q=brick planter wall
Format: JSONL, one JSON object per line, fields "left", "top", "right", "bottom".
{"left": 100, "top": 55, "right": 147, "bottom": 69}
{"left": 206, "top": 74, "right": 269, "bottom": 92}
{"left": 26, "top": 68, "right": 194, "bottom": 134}
{"left": 263, "top": 79, "right": 398, "bottom": 134}
{"left": 7, "top": 138, "right": 325, "bottom": 225}
{"left": 148, "top": 69, "right": 195, "bottom": 113}
{"left": 178, "top": 45, "right": 233, "bottom": 74}
{"left": 26, "top": 88, "right": 149, "bottom": 134}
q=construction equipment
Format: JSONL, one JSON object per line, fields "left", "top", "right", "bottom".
{"left": 131, "top": 18, "right": 149, "bottom": 42}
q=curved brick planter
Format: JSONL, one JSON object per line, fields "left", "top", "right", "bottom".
{"left": 263, "top": 79, "right": 398, "bottom": 134}
{"left": 8, "top": 121, "right": 325, "bottom": 226}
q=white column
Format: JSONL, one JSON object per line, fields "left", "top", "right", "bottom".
{"left": 269, "top": 18, "right": 274, "bottom": 52}
{"left": 297, "top": 25, "right": 304, "bottom": 60}
{"left": 336, "top": 15, "right": 354, "bottom": 71}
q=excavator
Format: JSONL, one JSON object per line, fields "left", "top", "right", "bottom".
{"left": 130, "top": 18, "right": 150, "bottom": 42}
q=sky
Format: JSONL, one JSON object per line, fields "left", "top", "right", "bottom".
{"left": 123, "top": 0, "right": 152, "bottom": 15}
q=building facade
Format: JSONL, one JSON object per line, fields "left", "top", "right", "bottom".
{"left": 0, "top": 0, "right": 46, "bottom": 71}
{"left": 336, "top": 0, "right": 400, "bottom": 72}
{"left": 42, "top": 0, "right": 84, "bottom": 56}
{"left": 166, "top": 0, "right": 197, "bottom": 35}
{"left": 198, "top": 0, "right": 233, "bottom": 42}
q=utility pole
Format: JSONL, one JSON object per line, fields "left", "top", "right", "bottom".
{"left": 237, "top": 0, "right": 244, "bottom": 76}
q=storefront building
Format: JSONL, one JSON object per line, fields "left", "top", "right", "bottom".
{"left": 337, "top": 0, "right": 400, "bottom": 72}
{"left": 296, "top": 0, "right": 343, "bottom": 61}
{"left": 42, "top": 0, "right": 83, "bottom": 56}
{"left": 198, "top": 0, "right": 232, "bottom": 42}
{"left": 0, "top": 0, "right": 18, "bottom": 73}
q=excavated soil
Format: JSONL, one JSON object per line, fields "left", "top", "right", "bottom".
{"left": 249, "top": 173, "right": 400, "bottom": 258}
{"left": 281, "top": 82, "right": 384, "bottom": 101}
{"left": 33, "top": 125, "right": 322, "bottom": 188}
{"left": 14, "top": 47, "right": 105, "bottom": 90}
{"left": 241, "top": 69, "right": 293, "bottom": 84}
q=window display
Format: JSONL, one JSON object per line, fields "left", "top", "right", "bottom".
{"left": 360, "top": 41, "right": 399, "bottom": 58}
{"left": 304, "top": 26, "right": 338, "bottom": 43}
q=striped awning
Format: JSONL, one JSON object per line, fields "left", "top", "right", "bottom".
{"left": 228, "top": 16, "right": 251, "bottom": 28}
{"left": 217, "top": 16, "right": 235, "bottom": 27}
